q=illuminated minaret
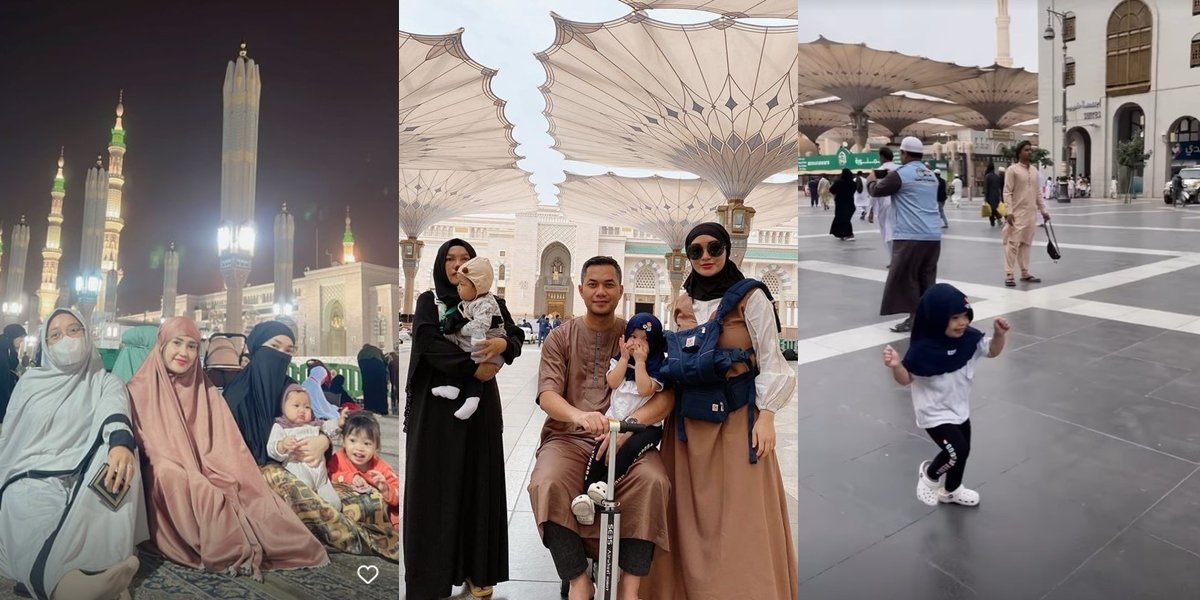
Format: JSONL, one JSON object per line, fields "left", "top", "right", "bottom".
{"left": 996, "top": 0, "right": 1013, "bottom": 67}
{"left": 162, "top": 242, "right": 179, "bottom": 318}
{"left": 99, "top": 91, "right": 126, "bottom": 313}
{"left": 3, "top": 216, "right": 31, "bottom": 325}
{"left": 77, "top": 157, "right": 108, "bottom": 322}
{"left": 218, "top": 42, "right": 262, "bottom": 334}
{"left": 273, "top": 202, "right": 295, "bottom": 316}
{"left": 342, "top": 206, "right": 356, "bottom": 264}
{"left": 37, "top": 150, "right": 67, "bottom": 322}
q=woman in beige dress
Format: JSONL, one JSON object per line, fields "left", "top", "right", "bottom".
{"left": 642, "top": 222, "right": 798, "bottom": 600}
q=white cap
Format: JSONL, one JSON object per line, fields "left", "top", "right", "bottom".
{"left": 934, "top": 169, "right": 942, "bottom": 175}
{"left": 899, "top": 136, "right": 924, "bottom": 153}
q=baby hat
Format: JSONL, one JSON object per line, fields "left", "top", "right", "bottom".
{"left": 458, "top": 256, "right": 494, "bottom": 295}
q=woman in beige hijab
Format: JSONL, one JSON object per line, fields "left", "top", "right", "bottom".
{"left": 127, "top": 316, "right": 328, "bottom": 578}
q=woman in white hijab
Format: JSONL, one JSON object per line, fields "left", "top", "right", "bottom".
{"left": 0, "top": 308, "right": 147, "bottom": 600}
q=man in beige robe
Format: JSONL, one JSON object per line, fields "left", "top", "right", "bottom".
{"left": 1002, "top": 140, "right": 1051, "bottom": 286}
{"left": 527, "top": 256, "right": 673, "bottom": 600}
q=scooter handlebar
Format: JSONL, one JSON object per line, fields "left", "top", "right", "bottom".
{"left": 609, "top": 419, "right": 647, "bottom": 433}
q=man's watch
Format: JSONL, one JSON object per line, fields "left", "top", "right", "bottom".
{"left": 623, "top": 417, "right": 640, "bottom": 425}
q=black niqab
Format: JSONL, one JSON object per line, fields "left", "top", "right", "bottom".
{"left": 223, "top": 321, "right": 297, "bottom": 465}
{"left": 682, "top": 222, "right": 746, "bottom": 301}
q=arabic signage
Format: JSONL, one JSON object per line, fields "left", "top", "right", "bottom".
{"left": 797, "top": 147, "right": 948, "bottom": 173}
{"left": 1173, "top": 142, "right": 1200, "bottom": 161}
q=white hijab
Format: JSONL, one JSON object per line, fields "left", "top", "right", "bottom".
{"left": 0, "top": 308, "right": 132, "bottom": 487}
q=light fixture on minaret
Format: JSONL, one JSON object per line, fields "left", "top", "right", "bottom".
{"left": 342, "top": 206, "right": 356, "bottom": 264}
{"left": 162, "top": 242, "right": 179, "bottom": 319}
{"left": 218, "top": 40, "right": 261, "bottom": 333}
{"left": 76, "top": 156, "right": 108, "bottom": 323}
{"left": 273, "top": 202, "right": 295, "bottom": 317}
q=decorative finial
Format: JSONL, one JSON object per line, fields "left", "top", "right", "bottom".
{"left": 96, "top": 155, "right": 103, "bottom": 167}
{"left": 116, "top": 89, "right": 124, "bottom": 117}
{"left": 281, "top": 201, "right": 288, "bottom": 213}
{"left": 169, "top": 241, "right": 175, "bottom": 251}
{"left": 345, "top": 206, "right": 352, "bottom": 226}
{"left": 239, "top": 40, "right": 247, "bottom": 59}
{"left": 18, "top": 215, "right": 26, "bottom": 225}
{"left": 57, "top": 147, "right": 64, "bottom": 169}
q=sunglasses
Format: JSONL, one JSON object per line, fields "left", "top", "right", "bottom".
{"left": 687, "top": 240, "right": 725, "bottom": 261}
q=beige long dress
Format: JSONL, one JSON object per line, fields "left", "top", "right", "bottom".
{"left": 641, "top": 289, "right": 798, "bottom": 600}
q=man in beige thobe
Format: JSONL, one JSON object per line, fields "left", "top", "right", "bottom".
{"left": 527, "top": 256, "right": 673, "bottom": 600}
{"left": 1002, "top": 140, "right": 1051, "bottom": 286}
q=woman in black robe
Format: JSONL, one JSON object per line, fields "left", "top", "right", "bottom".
{"left": 0, "top": 323, "right": 26, "bottom": 423}
{"left": 403, "top": 238, "right": 524, "bottom": 599}
{"left": 357, "top": 344, "right": 389, "bottom": 415}
{"left": 830, "top": 168, "right": 857, "bottom": 240}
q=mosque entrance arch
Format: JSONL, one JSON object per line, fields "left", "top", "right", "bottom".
{"left": 1066, "top": 127, "right": 1091, "bottom": 179}
{"left": 534, "top": 242, "right": 573, "bottom": 319}
{"left": 322, "top": 300, "right": 347, "bottom": 356}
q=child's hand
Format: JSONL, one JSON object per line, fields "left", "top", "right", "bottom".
{"left": 882, "top": 345, "right": 902, "bottom": 369}
{"left": 631, "top": 339, "right": 649, "bottom": 361}
{"left": 338, "top": 407, "right": 349, "bottom": 428}
{"left": 277, "top": 436, "right": 297, "bottom": 454}
{"left": 368, "top": 471, "right": 389, "bottom": 492}
{"left": 351, "top": 474, "right": 372, "bottom": 493}
{"left": 993, "top": 317, "right": 1011, "bottom": 336}
{"left": 618, "top": 339, "right": 631, "bottom": 360}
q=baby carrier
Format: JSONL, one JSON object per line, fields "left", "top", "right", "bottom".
{"left": 664, "top": 278, "right": 773, "bottom": 464}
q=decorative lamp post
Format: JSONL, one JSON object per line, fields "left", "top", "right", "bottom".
{"left": 400, "top": 237, "right": 425, "bottom": 318}
{"left": 715, "top": 199, "right": 756, "bottom": 267}
{"left": 664, "top": 249, "right": 687, "bottom": 294}
{"left": 74, "top": 272, "right": 102, "bottom": 324}
{"left": 1044, "top": 8, "right": 1071, "bottom": 203}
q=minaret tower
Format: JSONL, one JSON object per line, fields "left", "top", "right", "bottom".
{"left": 218, "top": 41, "right": 262, "bottom": 334}
{"left": 99, "top": 91, "right": 126, "bottom": 313}
{"left": 3, "top": 216, "right": 31, "bottom": 326}
{"left": 38, "top": 149, "right": 67, "bottom": 322}
{"left": 273, "top": 202, "right": 295, "bottom": 316}
{"left": 996, "top": 0, "right": 1013, "bottom": 67}
{"left": 162, "top": 242, "right": 179, "bottom": 318}
{"left": 342, "top": 206, "right": 356, "bottom": 264}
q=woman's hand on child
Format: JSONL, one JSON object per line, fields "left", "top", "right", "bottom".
{"left": 106, "top": 445, "right": 136, "bottom": 494}
{"left": 474, "top": 362, "right": 500, "bottom": 382}
{"left": 295, "top": 435, "right": 330, "bottom": 468}
{"left": 882, "top": 345, "right": 902, "bottom": 368}
{"left": 993, "top": 317, "right": 1011, "bottom": 336}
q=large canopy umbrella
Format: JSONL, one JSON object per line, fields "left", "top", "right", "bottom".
{"left": 898, "top": 121, "right": 957, "bottom": 142}
{"left": 399, "top": 167, "right": 537, "bottom": 240}
{"left": 865, "top": 94, "right": 969, "bottom": 138}
{"left": 558, "top": 173, "right": 795, "bottom": 292}
{"left": 945, "top": 102, "right": 1039, "bottom": 131}
{"left": 537, "top": 12, "right": 797, "bottom": 204}
{"left": 798, "top": 36, "right": 982, "bottom": 147}
{"left": 400, "top": 29, "right": 518, "bottom": 170}
{"left": 798, "top": 101, "right": 853, "bottom": 144}
{"left": 619, "top": 0, "right": 797, "bottom": 18}
{"left": 913, "top": 64, "right": 1039, "bottom": 131}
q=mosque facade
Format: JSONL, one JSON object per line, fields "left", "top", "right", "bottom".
{"left": 407, "top": 206, "right": 800, "bottom": 340}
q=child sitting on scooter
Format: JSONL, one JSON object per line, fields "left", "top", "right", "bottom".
{"left": 571, "top": 313, "right": 666, "bottom": 525}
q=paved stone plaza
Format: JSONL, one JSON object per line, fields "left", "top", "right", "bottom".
{"left": 797, "top": 198, "right": 1200, "bottom": 599}
{"left": 398, "top": 342, "right": 801, "bottom": 599}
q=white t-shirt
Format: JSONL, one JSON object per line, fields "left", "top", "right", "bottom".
{"left": 910, "top": 336, "right": 991, "bottom": 429}
{"left": 605, "top": 358, "right": 663, "bottom": 422}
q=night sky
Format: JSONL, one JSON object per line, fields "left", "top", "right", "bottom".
{"left": 0, "top": 0, "right": 398, "bottom": 314}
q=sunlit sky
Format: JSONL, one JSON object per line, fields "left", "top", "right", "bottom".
{"left": 400, "top": 0, "right": 797, "bottom": 206}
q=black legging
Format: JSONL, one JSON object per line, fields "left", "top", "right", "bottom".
{"left": 582, "top": 426, "right": 663, "bottom": 492}
{"left": 924, "top": 419, "right": 972, "bottom": 492}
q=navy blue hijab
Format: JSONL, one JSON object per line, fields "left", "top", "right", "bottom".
{"left": 901, "top": 283, "right": 985, "bottom": 377}
{"left": 619, "top": 313, "right": 666, "bottom": 381}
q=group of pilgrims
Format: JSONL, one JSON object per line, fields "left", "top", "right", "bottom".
{"left": 0, "top": 310, "right": 401, "bottom": 600}
{"left": 404, "top": 222, "right": 800, "bottom": 600}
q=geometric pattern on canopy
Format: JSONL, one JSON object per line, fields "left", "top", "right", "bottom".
{"left": 400, "top": 29, "right": 519, "bottom": 170}
{"left": 797, "top": 36, "right": 982, "bottom": 111}
{"left": 619, "top": 0, "right": 797, "bottom": 18}
{"left": 913, "top": 64, "right": 1039, "bottom": 130}
{"left": 866, "top": 94, "right": 969, "bottom": 136}
{"left": 538, "top": 12, "right": 797, "bottom": 200}
{"left": 399, "top": 167, "right": 537, "bottom": 238}
{"left": 558, "top": 173, "right": 796, "bottom": 249}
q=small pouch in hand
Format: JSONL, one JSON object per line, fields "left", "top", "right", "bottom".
{"left": 88, "top": 463, "right": 131, "bottom": 511}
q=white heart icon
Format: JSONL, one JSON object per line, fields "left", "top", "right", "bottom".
{"left": 357, "top": 564, "right": 379, "bottom": 585}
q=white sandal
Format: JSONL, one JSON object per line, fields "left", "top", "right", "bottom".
{"left": 916, "top": 460, "right": 942, "bottom": 507}
{"left": 939, "top": 486, "right": 981, "bottom": 506}
{"left": 571, "top": 494, "right": 595, "bottom": 525}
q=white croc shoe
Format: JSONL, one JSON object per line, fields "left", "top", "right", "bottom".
{"left": 939, "top": 486, "right": 980, "bottom": 506}
{"left": 571, "top": 494, "right": 595, "bottom": 525}
{"left": 916, "top": 460, "right": 942, "bottom": 507}
{"left": 587, "top": 481, "right": 608, "bottom": 504}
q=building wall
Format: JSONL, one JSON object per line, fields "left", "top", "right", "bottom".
{"left": 1038, "top": 0, "right": 1200, "bottom": 196}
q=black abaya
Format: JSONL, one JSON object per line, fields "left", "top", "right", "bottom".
{"left": 357, "top": 345, "right": 388, "bottom": 415}
{"left": 403, "top": 289, "right": 524, "bottom": 599}
{"left": 830, "top": 176, "right": 856, "bottom": 239}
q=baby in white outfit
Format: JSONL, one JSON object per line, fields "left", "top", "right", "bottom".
{"left": 432, "top": 256, "right": 507, "bottom": 420}
{"left": 268, "top": 384, "right": 345, "bottom": 509}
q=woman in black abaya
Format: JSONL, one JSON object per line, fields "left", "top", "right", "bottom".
{"left": 0, "top": 324, "right": 26, "bottom": 423}
{"left": 357, "top": 344, "right": 388, "bottom": 414}
{"left": 830, "top": 168, "right": 857, "bottom": 240}
{"left": 403, "top": 238, "right": 524, "bottom": 599}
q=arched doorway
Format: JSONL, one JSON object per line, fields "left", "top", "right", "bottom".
{"left": 1066, "top": 127, "right": 1091, "bottom": 179}
{"left": 322, "top": 300, "right": 347, "bottom": 356}
{"left": 534, "top": 242, "right": 573, "bottom": 319}
{"left": 1168, "top": 116, "right": 1200, "bottom": 178}
{"left": 1113, "top": 102, "right": 1146, "bottom": 194}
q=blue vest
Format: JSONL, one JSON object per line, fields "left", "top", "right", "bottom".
{"left": 891, "top": 161, "right": 942, "bottom": 241}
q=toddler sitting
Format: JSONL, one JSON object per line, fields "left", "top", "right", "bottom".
{"left": 328, "top": 411, "right": 400, "bottom": 527}
{"left": 433, "top": 256, "right": 507, "bottom": 420}
{"left": 268, "top": 384, "right": 345, "bottom": 509}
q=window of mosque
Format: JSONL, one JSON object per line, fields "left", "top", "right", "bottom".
{"left": 498, "top": 263, "right": 506, "bottom": 280}
{"left": 635, "top": 267, "right": 655, "bottom": 289}
{"left": 1064, "top": 13, "right": 1076, "bottom": 42}
{"left": 1065, "top": 58, "right": 1076, "bottom": 86}
{"left": 762, "top": 272, "right": 782, "bottom": 297}
{"left": 1106, "top": 0, "right": 1153, "bottom": 96}
{"left": 1192, "top": 34, "right": 1200, "bottom": 68}
{"left": 1171, "top": 117, "right": 1200, "bottom": 143}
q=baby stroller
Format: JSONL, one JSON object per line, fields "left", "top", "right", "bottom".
{"left": 204, "top": 333, "right": 248, "bottom": 390}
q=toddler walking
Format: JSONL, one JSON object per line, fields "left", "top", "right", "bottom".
{"left": 882, "top": 283, "right": 1009, "bottom": 507}
{"left": 268, "top": 384, "right": 345, "bottom": 509}
{"left": 571, "top": 314, "right": 666, "bottom": 526}
{"left": 431, "top": 256, "right": 507, "bottom": 420}
{"left": 328, "top": 411, "right": 401, "bottom": 527}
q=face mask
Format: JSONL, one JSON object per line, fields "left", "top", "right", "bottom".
{"left": 49, "top": 335, "right": 86, "bottom": 368}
